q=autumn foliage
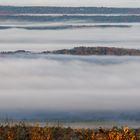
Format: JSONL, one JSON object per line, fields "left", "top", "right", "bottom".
{"left": 0, "top": 123, "right": 139, "bottom": 140}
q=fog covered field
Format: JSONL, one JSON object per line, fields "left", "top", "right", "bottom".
{"left": 0, "top": 9, "right": 140, "bottom": 125}
{"left": 0, "top": 55, "right": 140, "bottom": 122}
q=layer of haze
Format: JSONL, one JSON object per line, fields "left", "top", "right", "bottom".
{"left": 0, "top": 56, "right": 140, "bottom": 112}
{"left": 0, "top": 0, "right": 140, "bottom": 7}
{"left": 0, "top": 24, "right": 140, "bottom": 51}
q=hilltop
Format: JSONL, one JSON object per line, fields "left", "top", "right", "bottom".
{"left": 49, "top": 47, "right": 140, "bottom": 56}
{"left": 1, "top": 47, "right": 140, "bottom": 56}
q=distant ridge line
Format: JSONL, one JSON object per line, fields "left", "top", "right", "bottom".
{"left": 1, "top": 47, "right": 140, "bottom": 56}
{"left": 50, "top": 47, "right": 140, "bottom": 56}
{"left": 0, "top": 6, "right": 140, "bottom": 14}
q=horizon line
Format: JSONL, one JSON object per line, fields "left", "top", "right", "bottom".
{"left": 0, "top": 5, "right": 140, "bottom": 9}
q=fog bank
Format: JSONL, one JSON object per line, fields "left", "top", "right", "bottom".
{"left": 0, "top": 25, "right": 140, "bottom": 51}
{"left": 0, "top": 56, "right": 140, "bottom": 112}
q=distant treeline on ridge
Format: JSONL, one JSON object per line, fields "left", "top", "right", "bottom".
{"left": 0, "top": 6, "right": 140, "bottom": 14}
{"left": 1, "top": 47, "right": 140, "bottom": 56}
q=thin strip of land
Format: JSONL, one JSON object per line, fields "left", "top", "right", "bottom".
{"left": 1, "top": 47, "right": 140, "bottom": 56}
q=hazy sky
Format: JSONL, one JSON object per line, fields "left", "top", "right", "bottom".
{"left": 0, "top": 0, "right": 140, "bottom": 7}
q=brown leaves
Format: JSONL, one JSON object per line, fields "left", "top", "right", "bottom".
{"left": 0, "top": 124, "right": 138, "bottom": 140}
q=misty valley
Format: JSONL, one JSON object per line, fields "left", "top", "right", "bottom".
{"left": 0, "top": 6, "right": 140, "bottom": 139}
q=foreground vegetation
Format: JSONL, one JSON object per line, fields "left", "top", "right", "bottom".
{"left": 0, "top": 122, "right": 139, "bottom": 140}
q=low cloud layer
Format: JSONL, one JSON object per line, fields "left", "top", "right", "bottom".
{"left": 0, "top": 56, "right": 140, "bottom": 112}
{"left": 0, "top": 26, "right": 140, "bottom": 51}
